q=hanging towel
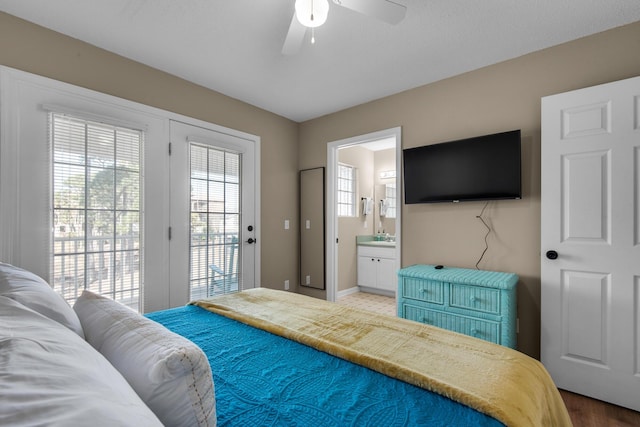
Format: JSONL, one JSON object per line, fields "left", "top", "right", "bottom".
{"left": 379, "top": 200, "right": 388, "bottom": 217}
{"left": 361, "top": 197, "right": 373, "bottom": 215}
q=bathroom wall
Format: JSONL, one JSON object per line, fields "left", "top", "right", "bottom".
{"left": 337, "top": 145, "right": 398, "bottom": 294}
{"left": 336, "top": 146, "right": 374, "bottom": 293}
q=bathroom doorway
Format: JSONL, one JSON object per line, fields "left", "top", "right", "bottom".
{"left": 326, "top": 127, "right": 402, "bottom": 303}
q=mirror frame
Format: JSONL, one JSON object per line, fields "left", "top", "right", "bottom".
{"left": 299, "top": 167, "right": 325, "bottom": 290}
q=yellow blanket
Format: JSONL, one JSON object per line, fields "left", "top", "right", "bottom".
{"left": 193, "top": 288, "right": 572, "bottom": 427}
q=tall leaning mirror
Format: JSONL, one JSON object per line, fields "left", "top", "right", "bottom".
{"left": 300, "top": 167, "right": 325, "bottom": 289}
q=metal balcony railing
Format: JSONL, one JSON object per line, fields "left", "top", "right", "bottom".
{"left": 52, "top": 231, "right": 239, "bottom": 310}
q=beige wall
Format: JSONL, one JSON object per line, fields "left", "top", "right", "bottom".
{"left": 298, "top": 21, "right": 640, "bottom": 358}
{"left": 0, "top": 12, "right": 300, "bottom": 293}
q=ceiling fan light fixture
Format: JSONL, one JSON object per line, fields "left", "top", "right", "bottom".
{"left": 295, "top": 0, "right": 329, "bottom": 28}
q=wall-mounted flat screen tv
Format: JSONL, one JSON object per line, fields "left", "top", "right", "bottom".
{"left": 403, "top": 130, "right": 521, "bottom": 204}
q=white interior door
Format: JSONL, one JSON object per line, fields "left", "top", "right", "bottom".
{"left": 541, "top": 75, "right": 640, "bottom": 411}
{"left": 169, "top": 120, "right": 259, "bottom": 306}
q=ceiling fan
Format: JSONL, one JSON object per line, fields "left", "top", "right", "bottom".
{"left": 282, "top": 0, "right": 407, "bottom": 55}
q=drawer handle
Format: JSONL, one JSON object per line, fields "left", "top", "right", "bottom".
{"left": 469, "top": 296, "right": 478, "bottom": 303}
{"left": 419, "top": 287, "right": 428, "bottom": 293}
{"left": 420, "top": 317, "right": 430, "bottom": 324}
{"left": 471, "top": 328, "right": 479, "bottom": 336}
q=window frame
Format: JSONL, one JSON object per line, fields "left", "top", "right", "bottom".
{"left": 50, "top": 112, "right": 144, "bottom": 310}
{"left": 336, "top": 162, "right": 357, "bottom": 217}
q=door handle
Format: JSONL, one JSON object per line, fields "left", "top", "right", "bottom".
{"left": 246, "top": 238, "right": 256, "bottom": 244}
{"left": 546, "top": 250, "right": 558, "bottom": 260}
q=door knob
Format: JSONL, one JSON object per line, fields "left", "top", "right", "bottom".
{"left": 546, "top": 250, "right": 558, "bottom": 260}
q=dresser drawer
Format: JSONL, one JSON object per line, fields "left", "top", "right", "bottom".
{"left": 400, "top": 277, "right": 444, "bottom": 305}
{"left": 402, "top": 304, "right": 500, "bottom": 344}
{"left": 450, "top": 284, "right": 500, "bottom": 315}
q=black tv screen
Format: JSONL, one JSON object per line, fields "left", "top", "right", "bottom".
{"left": 403, "top": 130, "right": 521, "bottom": 204}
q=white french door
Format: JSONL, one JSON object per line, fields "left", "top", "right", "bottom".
{"left": 0, "top": 66, "right": 260, "bottom": 313}
{"left": 169, "top": 120, "right": 258, "bottom": 306}
{"left": 541, "top": 75, "right": 640, "bottom": 411}
{"left": 0, "top": 67, "right": 169, "bottom": 313}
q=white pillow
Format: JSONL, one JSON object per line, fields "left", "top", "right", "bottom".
{"left": 0, "top": 296, "right": 163, "bottom": 427}
{"left": 0, "top": 262, "right": 84, "bottom": 338}
{"left": 74, "top": 290, "right": 216, "bottom": 427}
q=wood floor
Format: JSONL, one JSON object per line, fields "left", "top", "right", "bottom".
{"left": 337, "top": 291, "right": 640, "bottom": 426}
{"left": 560, "top": 390, "right": 640, "bottom": 427}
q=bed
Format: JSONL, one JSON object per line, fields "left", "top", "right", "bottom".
{"left": 151, "top": 288, "right": 572, "bottom": 427}
{"left": 1, "top": 260, "right": 571, "bottom": 426}
{"left": 148, "top": 304, "right": 502, "bottom": 426}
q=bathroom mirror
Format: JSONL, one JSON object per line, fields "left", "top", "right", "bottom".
{"left": 300, "top": 167, "right": 325, "bottom": 289}
{"left": 375, "top": 182, "right": 397, "bottom": 236}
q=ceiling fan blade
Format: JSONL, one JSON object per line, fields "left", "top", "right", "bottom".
{"left": 282, "top": 13, "right": 307, "bottom": 55}
{"left": 332, "top": 0, "right": 406, "bottom": 25}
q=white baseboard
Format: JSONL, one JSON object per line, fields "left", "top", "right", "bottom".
{"left": 336, "top": 286, "right": 360, "bottom": 299}
{"left": 357, "top": 286, "right": 395, "bottom": 298}
{"left": 337, "top": 286, "right": 396, "bottom": 299}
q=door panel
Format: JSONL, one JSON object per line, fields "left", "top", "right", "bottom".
{"left": 636, "top": 276, "right": 640, "bottom": 377}
{"left": 636, "top": 146, "right": 640, "bottom": 246}
{"left": 561, "top": 101, "right": 611, "bottom": 139}
{"left": 377, "top": 257, "right": 397, "bottom": 291}
{"left": 562, "top": 151, "right": 609, "bottom": 243}
{"left": 541, "top": 75, "right": 640, "bottom": 411}
{"left": 561, "top": 270, "right": 609, "bottom": 365}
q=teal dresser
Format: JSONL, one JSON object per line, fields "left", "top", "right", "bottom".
{"left": 397, "top": 265, "right": 518, "bottom": 348}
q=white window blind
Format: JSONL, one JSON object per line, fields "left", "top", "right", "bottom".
{"left": 337, "top": 163, "right": 356, "bottom": 217}
{"left": 50, "top": 113, "right": 143, "bottom": 310}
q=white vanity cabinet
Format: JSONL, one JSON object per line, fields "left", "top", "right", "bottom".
{"left": 357, "top": 245, "right": 396, "bottom": 292}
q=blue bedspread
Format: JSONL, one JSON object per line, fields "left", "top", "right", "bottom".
{"left": 147, "top": 305, "right": 504, "bottom": 427}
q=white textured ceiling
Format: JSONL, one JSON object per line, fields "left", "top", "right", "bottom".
{"left": 1, "top": 0, "right": 639, "bottom": 122}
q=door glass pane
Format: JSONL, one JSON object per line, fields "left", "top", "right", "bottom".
{"left": 189, "top": 143, "right": 241, "bottom": 299}
{"left": 51, "top": 113, "right": 142, "bottom": 310}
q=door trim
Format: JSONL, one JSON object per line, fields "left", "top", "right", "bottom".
{"left": 326, "top": 127, "right": 402, "bottom": 302}
{"left": 169, "top": 119, "right": 261, "bottom": 307}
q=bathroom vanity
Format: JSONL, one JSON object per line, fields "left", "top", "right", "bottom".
{"left": 356, "top": 238, "right": 396, "bottom": 293}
